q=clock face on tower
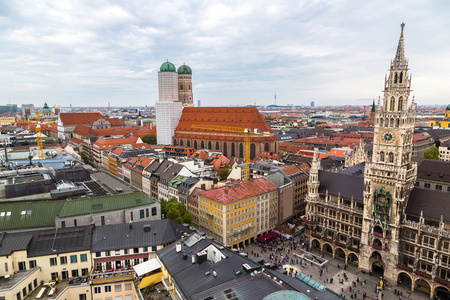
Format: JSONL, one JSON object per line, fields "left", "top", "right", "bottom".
{"left": 382, "top": 131, "right": 395, "bottom": 143}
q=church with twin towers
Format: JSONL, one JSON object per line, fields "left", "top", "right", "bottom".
{"left": 155, "top": 60, "right": 194, "bottom": 145}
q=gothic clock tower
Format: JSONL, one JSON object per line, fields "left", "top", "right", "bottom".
{"left": 360, "top": 23, "right": 417, "bottom": 282}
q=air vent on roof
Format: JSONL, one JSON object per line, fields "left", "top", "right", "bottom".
{"left": 243, "top": 263, "right": 252, "bottom": 271}
{"left": 116, "top": 187, "right": 123, "bottom": 192}
{"left": 143, "top": 225, "right": 151, "bottom": 232}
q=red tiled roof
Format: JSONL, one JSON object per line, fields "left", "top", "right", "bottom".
{"left": 281, "top": 165, "right": 302, "bottom": 176}
{"left": 111, "top": 147, "right": 124, "bottom": 155}
{"left": 70, "top": 137, "right": 83, "bottom": 145}
{"left": 105, "top": 118, "right": 123, "bottom": 126}
{"left": 74, "top": 125, "right": 156, "bottom": 139}
{"left": 59, "top": 112, "right": 104, "bottom": 125}
{"left": 175, "top": 107, "right": 273, "bottom": 135}
{"left": 199, "top": 178, "right": 278, "bottom": 204}
{"left": 253, "top": 151, "right": 282, "bottom": 162}
{"left": 93, "top": 137, "right": 146, "bottom": 151}
{"left": 328, "top": 148, "right": 348, "bottom": 157}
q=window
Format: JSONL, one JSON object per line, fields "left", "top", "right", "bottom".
{"left": 34, "top": 279, "right": 37, "bottom": 288}
{"left": 424, "top": 183, "right": 431, "bottom": 189}
{"left": 423, "top": 236, "right": 435, "bottom": 247}
{"left": 152, "top": 207, "right": 157, "bottom": 216}
{"left": 61, "top": 221, "right": 66, "bottom": 228}
{"left": 152, "top": 246, "right": 157, "bottom": 252}
{"left": 124, "top": 249, "right": 129, "bottom": 254}
{"left": 130, "top": 211, "right": 133, "bottom": 221}
{"left": 105, "top": 250, "right": 111, "bottom": 257}
{"left": 133, "top": 248, "right": 139, "bottom": 254}
{"left": 80, "top": 254, "right": 87, "bottom": 262}
{"left": 70, "top": 255, "right": 78, "bottom": 263}
{"left": 436, "top": 185, "right": 442, "bottom": 191}
{"left": 105, "top": 285, "right": 112, "bottom": 293}
{"left": 94, "top": 287, "right": 101, "bottom": 294}
{"left": 18, "top": 261, "right": 26, "bottom": 271}
{"left": 146, "top": 208, "right": 149, "bottom": 217}
{"left": 50, "top": 257, "right": 57, "bottom": 266}
{"left": 60, "top": 256, "right": 67, "bottom": 265}
{"left": 101, "top": 216, "right": 105, "bottom": 225}
{"left": 124, "top": 283, "right": 132, "bottom": 291}
{"left": 82, "top": 268, "right": 88, "bottom": 276}
{"left": 143, "top": 247, "right": 148, "bottom": 252}
{"left": 115, "top": 250, "right": 121, "bottom": 255}
{"left": 79, "top": 294, "right": 87, "bottom": 300}
{"left": 114, "top": 284, "right": 122, "bottom": 292}
{"left": 96, "top": 252, "right": 101, "bottom": 257}
{"left": 72, "top": 269, "right": 79, "bottom": 277}
{"left": 140, "top": 209, "right": 144, "bottom": 219}
{"left": 29, "top": 260, "right": 36, "bottom": 269}
{"left": 51, "top": 272, "right": 58, "bottom": 280}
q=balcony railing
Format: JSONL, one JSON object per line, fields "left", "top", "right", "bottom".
{"left": 90, "top": 268, "right": 135, "bottom": 283}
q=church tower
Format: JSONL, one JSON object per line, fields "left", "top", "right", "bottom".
{"left": 359, "top": 23, "right": 417, "bottom": 282}
{"left": 177, "top": 63, "right": 194, "bottom": 107}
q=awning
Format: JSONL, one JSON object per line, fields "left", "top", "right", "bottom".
{"left": 256, "top": 231, "right": 279, "bottom": 243}
{"left": 133, "top": 258, "right": 161, "bottom": 277}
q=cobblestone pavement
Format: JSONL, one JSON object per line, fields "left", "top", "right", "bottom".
{"left": 243, "top": 237, "right": 431, "bottom": 300}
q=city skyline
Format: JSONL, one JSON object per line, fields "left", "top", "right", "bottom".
{"left": 1, "top": 1, "right": 450, "bottom": 107}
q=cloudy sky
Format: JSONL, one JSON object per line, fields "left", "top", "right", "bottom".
{"left": 1, "top": 1, "right": 449, "bottom": 108}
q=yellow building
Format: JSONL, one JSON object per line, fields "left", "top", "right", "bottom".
{"left": 429, "top": 104, "right": 450, "bottom": 128}
{"left": 197, "top": 178, "right": 278, "bottom": 248}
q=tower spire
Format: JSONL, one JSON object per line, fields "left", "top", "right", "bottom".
{"left": 393, "top": 23, "right": 406, "bottom": 68}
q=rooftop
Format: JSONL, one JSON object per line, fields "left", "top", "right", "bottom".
{"left": 199, "top": 178, "right": 278, "bottom": 204}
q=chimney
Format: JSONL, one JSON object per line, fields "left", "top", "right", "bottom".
{"left": 129, "top": 221, "right": 133, "bottom": 230}
{"left": 176, "top": 242, "right": 182, "bottom": 253}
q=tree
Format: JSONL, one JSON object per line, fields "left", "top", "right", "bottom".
{"left": 142, "top": 134, "right": 157, "bottom": 145}
{"left": 218, "top": 166, "right": 231, "bottom": 181}
{"left": 422, "top": 146, "right": 440, "bottom": 160}
{"left": 80, "top": 152, "right": 89, "bottom": 164}
{"left": 160, "top": 197, "right": 193, "bottom": 225}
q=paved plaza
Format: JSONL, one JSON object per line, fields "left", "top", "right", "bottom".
{"left": 244, "top": 235, "right": 432, "bottom": 300}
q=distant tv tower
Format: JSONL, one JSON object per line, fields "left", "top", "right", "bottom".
{"left": 274, "top": 91, "right": 277, "bottom": 106}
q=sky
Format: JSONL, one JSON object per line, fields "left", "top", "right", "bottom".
{"left": 1, "top": 1, "right": 450, "bottom": 108}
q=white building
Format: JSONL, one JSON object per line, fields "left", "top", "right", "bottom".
{"left": 156, "top": 60, "right": 183, "bottom": 145}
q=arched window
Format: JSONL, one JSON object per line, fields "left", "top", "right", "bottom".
{"left": 264, "top": 143, "right": 269, "bottom": 152}
{"left": 223, "top": 142, "right": 227, "bottom": 157}
{"left": 390, "top": 118, "right": 394, "bottom": 127}
{"left": 216, "top": 142, "right": 220, "bottom": 150}
{"left": 180, "top": 139, "right": 184, "bottom": 146}
{"left": 385, "top": 119, "right": 389, "bottom": 127}
{"left": 250, "top": 143, "right": 256, "bottom": 160}
{"left": 231, "top": 143, "right": 235, "bottom": 157}
{"left": 389, "top": 152, "right": 394, "bottom": 163}
{"left": 208, "top": 141, "right": 212, "bottom": 150}
{"left": 394, "top": 73, "right": 398, "bottom": 83}
{"left": 239, "top": 143, "right": 244, "bottom": 158}
{"left": 180, "top": 84, "right": 183, "bottom": 90}
{"left": 187, "top": 140, "right": 190, "bottom": 147}
{"left": 189, "top": 84, "right": 191, "bottom": 90}
{"left": 390, "top": 97, "right": 395, "bottom": 111}
{"left": 380, "top": 151, "right": 385, "bottom": 162}
{"left": 194, "top": 141, "right": 197, "bottom": 149}
{"left": 399, "top": 72, "right": 403, "bottom": 83}
{"left": 398, "top": 96, "right": 403, "bottom": 111}
{"left": 200, "top": 141, "right": 204, "bottom": 149}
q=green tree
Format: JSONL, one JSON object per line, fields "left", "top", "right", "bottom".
{"left": 422, "top": 146, "right": 440, "bottom": 160}
{"left": 142, "top": 134, "right": 157, "bottom": 145}
{"left": 218, "top": 166, "right": 231, "bottom": 181}
{"left": 160, "top": 197, "right": 193, "bottom": 225}
{"left": 80, "top": 152, "right": 89, "bottom": 164}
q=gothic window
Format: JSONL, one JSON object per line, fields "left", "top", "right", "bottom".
{"left": 390, "top": 97, "right": 395, "bottom": 111}
{"left": 399, "top": 72, "right": 403, "bottom": 83}
{"left": 208, "top": 141, "right": 212, "bottom": 150}
{"left": 223, "top": 142, "right": 228, "bottom": 157}
{"left": 239, "top": 143, "right": 244, "bottom": 158}
{"left": 385, "top": 119, "right": 389, "bottom": 127}
{"left": 264, "top": 143, "right": 269, "bottom": 152}
{"left": 201, "top": 141, "right": 204, "bottom": 149}
{"left": 194, "top": 141, "right": 198, "bottom": 149}
{"left": 216, "top": 142, "right": 220, "bottom": 150}
{"left": 250, "top": 143, "right": 256, "bottom": 160}
{"left": 389, "top": 152, "right": 394, "bottom": 163}
{"left": 180, "top": 140, "right": 184, "bottom": 146}
{"left": 180, "top": 84, "right": 183, "bottom": 90}
{"left": 189, "top": 84, "right": 191, "bottom": 90}
{"left": 398, "top": 96, "right": 403, "bottom": 111}
{"left": 187, "top": 140, "right": 190, "bottom": 147}
{"left": 380, "top": 151, "right": 385, "bottom": 162}
{"left": 231, "top": 143, "right": 235, "bottom": 157}
{"left": 394, "top": 73, "right": 398, "bottom": 83}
